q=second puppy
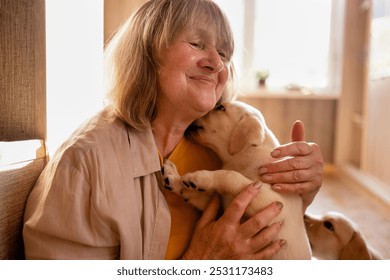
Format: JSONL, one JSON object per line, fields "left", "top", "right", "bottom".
{"left": 304, "top": 211, "right": 382, "bottom": 260}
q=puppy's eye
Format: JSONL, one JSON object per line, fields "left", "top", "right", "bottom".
{"left": 324, "top": 221, "right": 334, "bottom": 231}
{"left": 215, "top": 104, "right": 225, "bottom": 111}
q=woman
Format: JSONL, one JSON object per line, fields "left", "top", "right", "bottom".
{"left": 23, "top": 0, "right": 323, "bottom": 260}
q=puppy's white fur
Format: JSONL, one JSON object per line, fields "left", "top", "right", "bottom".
{"left": 304, "top": 211, "right": 382, "bottom": 260}
{"left": 163, "top": 101, "right": 311, "bottom": 259}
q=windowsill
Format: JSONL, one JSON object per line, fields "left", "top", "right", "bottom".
{"left": 0, "top": 140, "right": 46, "bottom": 170}
{"left": 239, "top": 88, "right": 339, "bottom": 100}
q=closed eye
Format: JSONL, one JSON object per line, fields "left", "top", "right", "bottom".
{"left": 324, "top": 221, "right": 334, "bottom": 231}
{"left": 214, "top": 104, "right": 225, "bottom": 111}
{"left": 218, "top": 50, "right": 227, "bottom": 60}
{"left": 189, "top": 41, "right": 204, "bottom": 49}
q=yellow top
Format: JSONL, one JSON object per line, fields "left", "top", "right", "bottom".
{"left": 159, "top": 137, "right": 221, "bottom": 260}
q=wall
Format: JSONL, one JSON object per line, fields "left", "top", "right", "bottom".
{"left": 238, "top": 95, "right": 337, "bottom": 163}
{"left": 331, "top": 0, "right": 390, "bottom": 204}
{"left": 334, "top": 0, "right": 371, "bottom": 169}
{"left": 104, "top": 0, "right": 147, "bottom": 44}
{"left": 365, "top": 77, "right": 390, "bottom": 186}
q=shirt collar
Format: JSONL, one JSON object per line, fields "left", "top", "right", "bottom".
{"left": 127, "top": 126, "right": 161, "bottom": 178}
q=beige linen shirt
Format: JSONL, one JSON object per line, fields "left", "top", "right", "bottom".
{"left": 23, "top": 107, "right": 171, "bottom": 259}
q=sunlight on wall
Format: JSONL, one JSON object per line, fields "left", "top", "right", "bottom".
{"left": 46, "top": 0, "right": 104, "bottom": 155}
{"left": 370, "top": 1, "right": 390, "bottom": 79}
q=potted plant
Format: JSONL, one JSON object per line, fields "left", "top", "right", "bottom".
{"left": 256, "top": 70, "right": 269, "bottom": 87}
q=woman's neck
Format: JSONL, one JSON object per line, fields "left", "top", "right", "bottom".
{"left": 152, "top": 118, "right": 189, "bottom": 159}
{"left": 152, "top": 97, "right": 204, "bottom": 158}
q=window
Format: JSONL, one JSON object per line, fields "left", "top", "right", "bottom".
{"left": 214, "top": 0, "right": 342, "bottom": 93}
{"left": 46, "top": 0, "right": 104, "bottom": 155}
{"left": 370, "top": 0, "right": 390, "bottom": 79}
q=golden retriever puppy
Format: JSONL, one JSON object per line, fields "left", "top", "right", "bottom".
{"left": 163, "top": 101, "right": 311, "bottom": 259}
{"left": 304, "top": 211, "right": 382, "bottom": 260}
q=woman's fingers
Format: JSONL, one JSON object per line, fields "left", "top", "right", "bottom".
{"left": 291, "top": 120, "right": 305, "bottom": 142}
{"left": 185, "top": 181, "right": 284, "bottom": 260}
{"left": 270, "top": 141, "right": 314, "bottom": 160}
{"left": 196, "top": 194, "right": 221, "bottom": 229}
{"left": 239, "top": 201, "right": 283, "bottom": 239}
{"left": 259, "top": 143, "right": 323, "bottom": 188}
{"left": 219, "top": 181, "right": 262, "bottom": 224}
{"left": 252, "top": 239, "right": 286, "bottom": 260}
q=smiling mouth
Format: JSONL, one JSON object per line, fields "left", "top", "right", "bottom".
{"left": 190, "top": 76, "right": 217, "bottom": 86}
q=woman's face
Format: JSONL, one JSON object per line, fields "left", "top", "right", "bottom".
{"left": 157, "top": 27, "right": 230, "bottom": 121}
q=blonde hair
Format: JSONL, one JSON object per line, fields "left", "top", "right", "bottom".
{"left": 104, "top": 0, "right": 235, "bottom": 130}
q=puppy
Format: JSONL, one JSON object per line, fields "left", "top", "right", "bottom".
{"left": 304, "top": 211, "right": 382, "bottom": 260}
{"left": 163, "top": 101, "right": 311, "bottom": 259}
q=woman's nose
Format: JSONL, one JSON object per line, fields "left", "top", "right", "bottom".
{"left": 199, "top": 49, "right": 224, "bottom": 73}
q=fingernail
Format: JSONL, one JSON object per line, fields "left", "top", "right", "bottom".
{"left": 271, "top": 149, "right": 281, "bottom": 157}
{"left": 272, "top": 184, "right": 282, "bottom": 191}
{"left": 253, "top": 181, "right": 263, "bottom": 189}
{"left": 259, "top": 167, "right": 268, "bottom": 174}
{"left": 279, "top": 239, "right": 287, "bottom": 247}
{"left": 276, "top": 201, "right": 284, "bottom": 209}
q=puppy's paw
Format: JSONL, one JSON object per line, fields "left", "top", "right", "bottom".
{"left": 162, "top": 160, "right": 182, "bottom": 193}
{"left": 162, "top": 161, "right": 213, "bottom": 210}
{"left": 181, "top": 171, "right": 213, "bottom": 194}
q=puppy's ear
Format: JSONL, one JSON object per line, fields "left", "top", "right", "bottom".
{"left": 339, "top": 232, "right": 371, "bottom": 260}
{"left": 228, "top": 115, "right": 265, "bottom": 155}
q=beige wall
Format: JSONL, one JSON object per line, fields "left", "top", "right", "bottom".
{"left": 366, "top": 77, "right": 390, "bottom": 186}
{"left": 332, "top": 0, "right": 390, "bottom": 202}
{"left": 238, "top": 96, "right": 337, "bottom": 163}
{"left": 104, "top": 0, "right": 147, "bottom": 44}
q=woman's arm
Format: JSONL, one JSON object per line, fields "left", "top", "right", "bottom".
{"left": 23, "top": 151, "right": 120, "bottom": 260}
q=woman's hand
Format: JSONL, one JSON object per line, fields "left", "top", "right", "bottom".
{"left": 259, "top": 120, "right": 324, "bottom": 211}
{"left": 182, "top": 182, "right": 285, "bottom": 260}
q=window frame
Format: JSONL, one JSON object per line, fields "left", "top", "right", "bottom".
{"left": 218, "top": 0, "right": 345, "bottom": 95}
